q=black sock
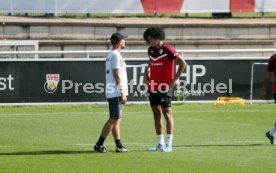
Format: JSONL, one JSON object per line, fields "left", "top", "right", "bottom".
{"left": 115, "top": 139, "right": 123, "bottom": 148}
{"left": 96, "top": 136, "right": 105, "bottom": 147}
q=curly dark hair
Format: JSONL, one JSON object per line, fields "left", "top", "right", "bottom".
{"left": 143, "top": 27, "right": 165, "bottom": 43}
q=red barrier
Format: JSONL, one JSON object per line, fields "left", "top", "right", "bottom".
{"left": 141, "top": 0, "right": 184, "bottom": 13}
{"left": 230, "top": 0, "right": 255, "bottom": 12}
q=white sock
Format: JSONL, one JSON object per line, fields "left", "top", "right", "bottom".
{"left": 269, "top": 125, "right": 276, "bottom": 136}
{"left": 157, "top": 134, "right": 165, "bottom": 145}
{"left": 167, "top": 134, "right": 173, "bottom": 146}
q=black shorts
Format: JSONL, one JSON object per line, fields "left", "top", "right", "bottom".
{"left": 274, "top": 94, "right": 276, "bottom": 103}
{"left": 148, "top": 91, "right": 172, "bottom": 108}
{"left": 107, "top": 97, "right": 123, "bottom": 119}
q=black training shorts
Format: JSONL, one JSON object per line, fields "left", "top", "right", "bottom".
{"left": 107, "top": 97, "right": 123, "bottom": 119}
{"left": 148, "top": 91, "right": 172, "bottom": 108}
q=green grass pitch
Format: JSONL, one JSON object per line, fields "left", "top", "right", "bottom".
{"left": 0, "top": 103, "right": 275, "bottom": 173}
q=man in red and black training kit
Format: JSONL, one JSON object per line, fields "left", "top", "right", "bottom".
{"left": 260, "top": 54, "right": 276, "bottom": 145}
{"left": 143, "top": 27, "right": 187, "bottom": 152}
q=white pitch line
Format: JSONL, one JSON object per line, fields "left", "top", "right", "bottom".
{"left": 205, "top": 140, "right": 268, "bottom": 144}
{"left": 0, "top": 112, "right": 108, "bottom": 116}
{"left": 0, "top": 109, "right": 275, "bottom": 116}
{"left": 0, "top": 145, "right": 17, "bottom": 148}
{"left": 174, "top": 109, "right": 276, "bottom": 113}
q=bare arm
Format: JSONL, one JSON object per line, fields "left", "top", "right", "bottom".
{"left": 169, "top": 54, "right": 187, "bottom": 90}
{"left": 113, "top": 69, "right": 127, "bottom": 104}
{"left": 143, "top": 63, "right": 150, "bottom": 85}
{"left": 260, "top": 71, "right": 273, "bottom": 99}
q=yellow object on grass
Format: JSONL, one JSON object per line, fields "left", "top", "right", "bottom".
{"left": 214, "top": 97, "right": 246, "bottom": 106}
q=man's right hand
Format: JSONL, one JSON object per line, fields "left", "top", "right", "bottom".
{"left": 143, "top": 75, "right": 149, "bottom": 85}
{"left": 121, "top": 93, "right": 127, "bottom": 104}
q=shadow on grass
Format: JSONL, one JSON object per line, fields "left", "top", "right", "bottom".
{"left": 0, "top": 150, "right": 95, "bottom": 156}
{"left": 0, "top": 143, "right": 269, "bottom": 155}
{"left": 0, "top": 149, "right": 148, "bottom": 155}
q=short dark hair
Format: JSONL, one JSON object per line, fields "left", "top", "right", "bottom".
{"left": 143, "top": 27, "right": 165, "bottom": 43}
{"left": 110, "top": 32, "right": 125, "bottom": 45}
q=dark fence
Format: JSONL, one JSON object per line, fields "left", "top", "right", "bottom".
{"left": 0, "top": 58, "right": 271, "bottom": 103}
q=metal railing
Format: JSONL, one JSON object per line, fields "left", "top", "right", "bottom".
{"left": 0, "top": 48, "right": 276, "bottom": 59}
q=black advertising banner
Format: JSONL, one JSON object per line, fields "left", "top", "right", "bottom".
{"left": 0, "top": 61, "right": 106, "bottom": 103}
{"left": 0, "top": 59, "right": 272, "bottom": 103}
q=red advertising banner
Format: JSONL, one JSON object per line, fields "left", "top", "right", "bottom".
{"left": 230, "top": 0, "right": 255, "bottom": 12}
{"left": 141, "top": 0, "right": 184, "bottom": 13}
{"left": 1, "top": 0, "right": 276, "bottom": 14}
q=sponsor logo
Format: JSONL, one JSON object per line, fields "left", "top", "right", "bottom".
{"left": 151, "top": 62, "right": 163, "bottom": 66}
{"left": 44, "top": 74, "right": 60, "bottom": 93}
